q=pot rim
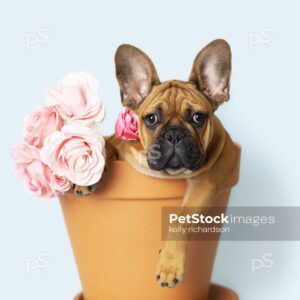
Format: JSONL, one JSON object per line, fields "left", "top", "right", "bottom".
{"left": 61, "top": 145, "right": 240, "bottom": 201}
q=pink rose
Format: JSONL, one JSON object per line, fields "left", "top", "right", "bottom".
{"left": 46, "top": 72, "right": 105, "bottom": 125}
{"left": 40, "top": 125, "right": 106, "bottom": 186}
{"left": 51, "top": 174, "right": 72, "bottom": 195}
{"left": 11, "top": 144, "right": 54, "bottom": 199}
{"left": 23, "top": 106, "right": 64, "bottom": 149}
{"left": 115, "top": 108, "right": 139, "bottom": 140}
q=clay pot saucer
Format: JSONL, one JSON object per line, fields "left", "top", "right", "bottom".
{"left": 73, "top": 283, "right": 239, "bottom": 300}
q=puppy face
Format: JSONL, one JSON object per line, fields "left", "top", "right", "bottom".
{"left": 115, "top": 40, "right": 231, "bottom": 173}
{"left": 137, "top": 81, "right": 212, "bottom": 172}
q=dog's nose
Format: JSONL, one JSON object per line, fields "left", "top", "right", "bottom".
{"left": 165, "top": 127, "right": 185, "bottom": 146}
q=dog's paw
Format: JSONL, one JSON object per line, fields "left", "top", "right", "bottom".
{"left": 74, "top": 183, "right": 98, "bottom": 196}
{"left": 156, "top": 244, "right": 187, "bottom": 288}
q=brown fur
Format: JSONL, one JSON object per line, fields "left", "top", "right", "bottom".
{"left": 74, "top": 39, "right": 239, "bottom": 288}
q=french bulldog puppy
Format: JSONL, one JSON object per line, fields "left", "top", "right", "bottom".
{"left": 75, "top": 39, "right": 239, "bottom": 287}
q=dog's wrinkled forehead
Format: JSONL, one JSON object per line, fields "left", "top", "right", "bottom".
{"left": 138, "top": 81, "right": 213, "bottom": 118}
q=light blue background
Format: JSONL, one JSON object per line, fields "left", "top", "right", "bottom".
{"left": 1, "top": 0, "right": 299, "bottom": 299}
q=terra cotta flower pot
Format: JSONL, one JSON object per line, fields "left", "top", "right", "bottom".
{"left": 59, "top": 146, "right": 240, "bottom": 300}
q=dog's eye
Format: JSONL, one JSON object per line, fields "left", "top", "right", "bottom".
{"left": 144, "top": 114, "right": 159, "bottom": 127}
{"left": 192, "top": 112, "right": 207, "bottom": 125}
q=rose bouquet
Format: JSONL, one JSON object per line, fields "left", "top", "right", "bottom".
{"left": 11, "top": 73, "right": 106, "bottom": 199}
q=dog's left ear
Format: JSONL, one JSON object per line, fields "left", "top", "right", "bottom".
{"left": 189, "top": 39, "right": 231, "bottom": 107}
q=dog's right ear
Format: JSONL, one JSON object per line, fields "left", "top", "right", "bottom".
{"left": 115, "top": 44, "right": 160, "bottom": 109}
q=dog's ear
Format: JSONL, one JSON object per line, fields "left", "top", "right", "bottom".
{"left": 115, "top": 44, "right": 160, "bottom": 109}
{"left": 189, "top": 39, "right": 231, "bottom": 107}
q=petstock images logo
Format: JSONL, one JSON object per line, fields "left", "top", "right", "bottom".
{"left": 161, "top": 207, "right": 300, "bottom": 241}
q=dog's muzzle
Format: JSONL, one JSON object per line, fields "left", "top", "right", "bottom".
{"left": 147, "top": 126, "right": 205, "bottom": 171}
